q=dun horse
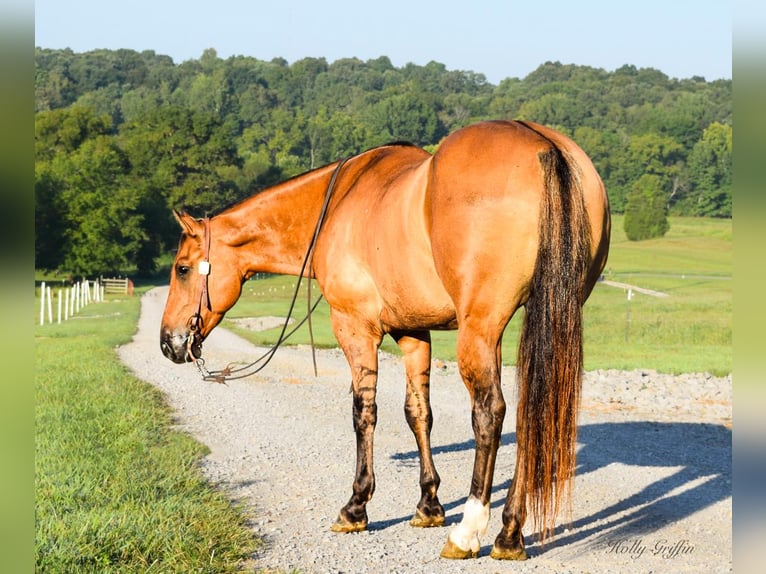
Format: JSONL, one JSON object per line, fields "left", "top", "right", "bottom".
{"left": 160, "top": 120, "right": 610, "bottom": 560}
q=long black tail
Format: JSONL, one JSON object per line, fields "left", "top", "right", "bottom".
{"left": 516, "top": 142, "right": 591, "bottom": 542}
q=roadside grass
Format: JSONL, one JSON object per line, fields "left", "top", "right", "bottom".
{"left": 35, "top": 292, "right": 259, "bottom": 573}
{"left": 224, "top": 216, "right": 731, "bottom": 375}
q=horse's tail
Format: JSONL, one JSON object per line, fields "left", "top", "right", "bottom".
{"left": 516, "top": 141, "right": 591, "bottom": 543}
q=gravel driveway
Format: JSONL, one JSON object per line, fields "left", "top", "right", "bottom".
{"left": 118, "top": 287, "right": 732, "bottom": 573}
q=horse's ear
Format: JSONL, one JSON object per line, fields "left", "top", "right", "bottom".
{"left": 172, "top": 210, "right": 199, "bottom": 237}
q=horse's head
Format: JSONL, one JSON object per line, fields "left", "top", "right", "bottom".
{"left": 160, "top": 210, "right": 243, "bottom": 364}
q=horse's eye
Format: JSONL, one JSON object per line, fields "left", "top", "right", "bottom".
{"left": 176, "top": 265, "right": 191, "bottom": 278}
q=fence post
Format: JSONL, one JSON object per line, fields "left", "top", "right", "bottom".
{"left": 40, "top": 281, "right": 46, "bottom": 326}
{"left": 64, "top": 288, "right": 70, "bottom": 321}
{"left": 57, "top": 289, "right": 62, "bottom": 324}
{"left": 46, "top": 286, "right": 53, "bottom": 325}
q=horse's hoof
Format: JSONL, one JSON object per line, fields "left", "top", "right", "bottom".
{"left": 409, "top": 509, "right": 445, "bottom": 528}
{"left": 330, "top": 516, "right": 367, "bottom": 533}
{"left": 440, "top": 538, "right": 478, "bottom": 559}
{"left": 490, "top": 544, "right": 528, "bottom": 561}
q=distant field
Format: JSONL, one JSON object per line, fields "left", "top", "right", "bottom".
{"left": 224, "top": 216, "right": 732, "bottom": 376}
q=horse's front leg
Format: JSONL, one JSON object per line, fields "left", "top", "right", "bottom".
{"left": 392, "top": 329, "right": 445, "bottom": 528}
{"left": 330, "top": 313, "right": 382, "bottom": 533}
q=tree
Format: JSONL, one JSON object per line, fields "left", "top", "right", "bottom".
{"left": 623, "top": 174, "right": 670, "bottom": 241}
{"left": 119, "top": 106, "right": 244, "bottom": 214}
{"left": 365, "top": 90, "right": 443, "bottom": 146}
{"left": 680, "top": 122, "right": 732, "bottom": 217}
{"left": 34, "top": 164, "right": 67, "bottom": 271}
{"left": 60, "top": 136, "right": 147, "bottom": 275}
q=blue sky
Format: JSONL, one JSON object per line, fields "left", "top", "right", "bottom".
{"left": 35, "top": 0, "right": 732, "bottom": 84}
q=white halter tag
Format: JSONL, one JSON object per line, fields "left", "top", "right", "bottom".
{"left": 198, "top": 261, "right": 211, "bottom": 275}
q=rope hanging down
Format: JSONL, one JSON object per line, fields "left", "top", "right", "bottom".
{"left": 194, "top": 157, "right": 349, "bottom": 384}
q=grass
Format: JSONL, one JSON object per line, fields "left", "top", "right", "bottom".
{"left": 223, "top": 215, "right": 731, "bottom": 376}
{"left": 35, "top": 291, "right": 260, "bottom": 573}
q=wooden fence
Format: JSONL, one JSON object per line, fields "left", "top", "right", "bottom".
{"left": 100, "top": 277, "right": 133, "bottom": 295}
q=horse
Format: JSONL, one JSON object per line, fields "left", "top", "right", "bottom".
{"left": 160, "top": 119, "right": 610, "bottom": 560}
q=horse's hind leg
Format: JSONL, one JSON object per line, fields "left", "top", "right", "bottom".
{"left": 441, "top": 320, "right": 507, "bottom": 559}
{"left": 491, "top": 452, "right": 528, "bottom": 559}
{"left": 392, "top": 330, "right": 445, "bottom": 528}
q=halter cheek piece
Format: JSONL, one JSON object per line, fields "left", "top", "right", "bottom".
{"left": 186, "top": 217, "right": 212, "bottom": 362}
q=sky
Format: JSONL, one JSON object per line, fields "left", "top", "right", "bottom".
{"left": 34, "top": 0, "right": 733, "bottom": 85}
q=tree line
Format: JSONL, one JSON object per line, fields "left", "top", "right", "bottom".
{"left": 35, "top": 47, "right": 732, "bottom": 275}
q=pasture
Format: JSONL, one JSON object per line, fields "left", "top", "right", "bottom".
{"left": 223, "top": 215, "right": 732, "bottom": 376}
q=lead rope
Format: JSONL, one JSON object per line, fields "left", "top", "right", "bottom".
{"left": 195, "top": 157, "right": 349, "bottom": 384}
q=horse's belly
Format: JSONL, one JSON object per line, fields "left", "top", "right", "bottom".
{"left": 377, "top": 271, "right": 458, "bottom": 331}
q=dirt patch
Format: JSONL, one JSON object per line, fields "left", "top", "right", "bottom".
{"left": 230, "top": 316, "right": 292, "bottom": 332}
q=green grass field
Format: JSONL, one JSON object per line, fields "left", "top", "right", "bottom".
{"left": 35, "top": 292, "right": 259, "bottom": 572}
{"left": 223, "top": 215, "right": 732, "bottom": 376}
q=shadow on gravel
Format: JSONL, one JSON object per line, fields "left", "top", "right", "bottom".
{"left": 390, "top": 421, "right": 731, "bottom": 554}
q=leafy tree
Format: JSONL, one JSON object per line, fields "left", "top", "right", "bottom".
{"left": 365, "top": 90, "right": 443, "bottom": 146}
{"left": 34, "top": 164, "right": 67, "bottom": 270}
{"left": 678, "top": 122, "right": 732, "bottom": 217}
{"left": 119, "top": 106, "right": 243, "bottom": 214}
{"left": 623, "top": 174, "right": 670, "bottom": 241}
{"left": 59, "top": 136, "right": 147, "bottom": 275}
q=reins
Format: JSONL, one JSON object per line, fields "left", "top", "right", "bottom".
{"left": 191, "top": 157, "right": 349, "bottom": 384}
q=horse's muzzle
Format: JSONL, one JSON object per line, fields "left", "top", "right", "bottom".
{"left": 160, "top": 328, "right": 201, "bottom": 364}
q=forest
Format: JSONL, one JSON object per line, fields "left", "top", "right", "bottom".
{"left": 34, "top": 47, "right": 732, "bottom": 275}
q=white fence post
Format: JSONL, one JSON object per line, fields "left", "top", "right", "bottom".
{"left": 64, "top": 288, "right": 70, "bottom": 321}
{"left": 46, "top": 286, "right": 53, "bottom": 325}
{"left": 57, "top": 289, "right": 62, "bottom": 324}
{"left": 40, "top": 281, "right": 46, "bottom": 326}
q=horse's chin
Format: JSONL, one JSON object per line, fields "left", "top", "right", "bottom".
{"left": 161, "top": 329, "right": 203, "bottom": 364}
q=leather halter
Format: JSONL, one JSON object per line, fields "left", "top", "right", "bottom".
{"left": 186, "top": 217, "right": 212, "bottom": 360}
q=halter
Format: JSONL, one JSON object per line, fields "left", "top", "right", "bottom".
{"left": 189, "top": 157, "right": 349, "bottom": 384}
{"left": 185, "top": 217, "right": 212, "bottom": 362}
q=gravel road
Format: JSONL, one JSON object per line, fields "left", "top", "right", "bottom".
{"left": 118, "top": 287, "right": 732, "bottom": 573}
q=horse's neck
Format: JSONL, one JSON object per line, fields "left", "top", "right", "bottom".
{"left": 216, "top": 167, "right": 333, "bottom": 277}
